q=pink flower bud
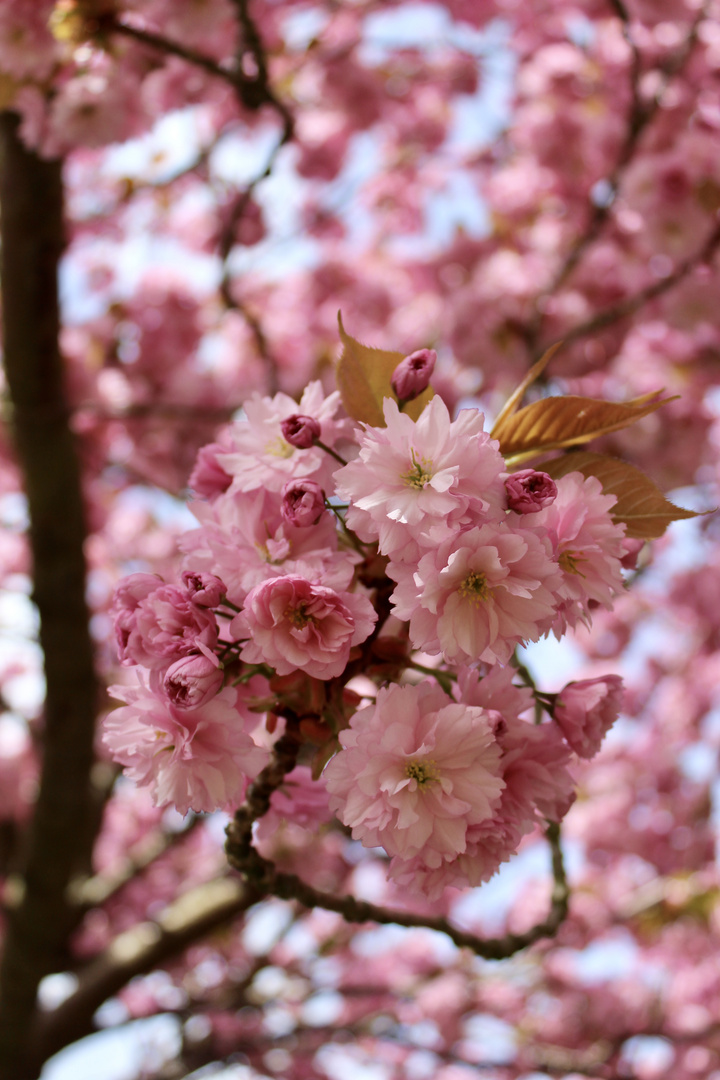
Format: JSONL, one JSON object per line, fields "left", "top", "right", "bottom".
{"left": 281, "top": 414, "right": 321, "bottom": 449}
{"left": 281, "top": 478, "right": 326, "bottom": 527}
{"left": 189, "top": 442, "right": 232, "bottom": 499}
{"left": 620, "top": 537, "right": 645, "bottom": 570}
{"left": 181, "top": 571, "right": 226, "bottom": 607}
{"left": 505, "top": 469, "right": 557, "bottom": 513}
{"left": 391, "top": 348, "right": 436, "bottom": 402}
{"left": 163, "top": 653, "right": 224, "bottom": 710}
{"left": 554, "top": 675, "right": 624, "bottom": 759}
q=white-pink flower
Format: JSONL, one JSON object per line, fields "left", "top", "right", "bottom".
{"left": 324, "top": 681, "right": 505, "bottom": 868}
{"left": 217, "top": 382, "right": 352, "bottom": 494}
{"left": 103, "top": 675, "right": 269, "bottom": 815}
{"left": 336, "top": 396, "right": 506, "bottom": 561}
{"left": 180, "top": 487, "right": 357, "bottom": 606}
{"left": 532, "top": 472, "right": 627, "bottom": 636}
{"left": 388, "top": 709, "right": 576, "bottom": 900}
{"left": 390, "top": 521, "right": 561, "bottom": 665}
{"left": 231, "top": 575, "right": 376, "bottom": 679}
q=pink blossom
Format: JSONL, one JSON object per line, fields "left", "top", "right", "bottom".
{"left": 336, "top": 395, "right": 507, "bottom": 561}
{"left": 324, "top": 681, "right": 504, "bottom": 867}
{"left": 231, "top": 576, "right": 376, "bottom": 679}
{"left": 532, "top": 472, "right": 627, "bottom": 636}
{"left": 113, "top": 577, "right": 218, "bottom": 670}
{"left": 281, "top": 478, "right": 326, "bottom": 527}
{"left": 391, "top": 348, "right": 437, "bottom": 402}
{"left": 163, "top": 654, "right": 225, "bottom": 710}
{"left": 180, "top": 487, "right": 357, "bottom": 606}
{"left": 390, "top": 522, "right": 561, "bottom": 665}
{"left": 103, "top": 676, "right": 269, "bottom": 815}
{"left": 554, "top": 675, "right": 625, "bottom": 758}
{"left": 388, "top": 710, "right": 575, "bottom": 899}
{"left": 188, "top": 441, "right": 233, "bottom": 500}
{"left": 217, "top": 382, "right": 352, "bottom": 494}
{"left": 505, "top": 469, "right": 558, "bottom": 513}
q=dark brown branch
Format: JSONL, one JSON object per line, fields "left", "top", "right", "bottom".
{"left": 0, "top": 113, "right": 100, "bottom": 1080}
{"left": 34, "top": 876, "right": 260, "bottom": 1067}
{"left": 227, "top": 739, "right": 570, "bottom": 962}
{"left": 70, "top": 814, "right": 203, "bottom": 910}
{"left": 268, "top": 821, "right": 568, "bottom": 961}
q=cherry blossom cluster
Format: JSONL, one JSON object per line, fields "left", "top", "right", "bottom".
{"left": 105, "top": 364, "right": 630, "bottom": 896}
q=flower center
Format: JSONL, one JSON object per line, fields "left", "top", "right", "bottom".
{"left": 458, "top": 570, "right": 491, "bottom": 603}
{"left": 405, "top": 759, "right": 438, "bottom": 786}
{"left": 265, "top": 435, "right": 294, "bottom": 459}
{"left": 558, "top": 549, "right": 587, "bottom": 577}
{"left": 401, "top": 448, "right": 433, "bottom": 489}
{"left": 286, "top": 601, "right": 314, "bottom": 628}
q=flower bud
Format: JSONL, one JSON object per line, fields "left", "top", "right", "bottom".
{"left": 505, "top": 469, "right": 557, "bottom": 513}
{"left": 620, "top": 537, "right": 645, "bottom": 570}
{"left": 554, "top": 675, "right": 624, "bottom": 758}
{"left": 391, "top": 348, "right": 436, "bottom": 402}
{"left": 164, "top": 653, "right": 224, "bottom": 710}
{"left": 189, "top": 442, "right": 232, "bottom": 499}
{"left": 281, "top": 478, "right": 326, "bottom": 527}
{"left": 281, "top": 414, "right": 321, "bottom": 449}
{"left": 181, "top": 570, "right": 226, "bottom": 607}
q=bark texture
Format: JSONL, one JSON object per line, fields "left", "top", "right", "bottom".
{"left": 0, "top": 112, "right": 99, "bottom": 1080}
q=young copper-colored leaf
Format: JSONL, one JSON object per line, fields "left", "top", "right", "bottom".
{"left": 335, "top": 313, "right": 433, "bottom": 427}
{"left": 491, "top": 342, "right": 562, "bottom": 442}
{"left": 542, "top": 451, "right": 699, "bottom": 539}
{"left": 496, "top": 392, "right": 675, "bottom": 463}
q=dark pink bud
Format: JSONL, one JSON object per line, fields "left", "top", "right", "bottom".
{"left": 181, "top": 571, "right": 226, "bottom": 607}
{"left": 281, "top": 479, "right": 326, "bottom": 527}
{"left": 281, "top": 414, "right": 321, "bottom": 449}
{"left": 391, "top": 348, "right": 436, "bottom": 402}
{"left": 505, "top": 469, "right": 557, "bottom": 513}
{"left": 164, "top": 653, "right": 224, "bottom": 710}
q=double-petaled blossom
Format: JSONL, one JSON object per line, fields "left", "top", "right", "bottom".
{"left": 231, "top": 575, "right": 376, "bottom": 679}
{"left": 532, "top": 472, "right": 627, "bottom": 636}
{"left": 217, "top": 382, "right": 353, "bottom": 494}
{"left": 180, "top": 487, "right": 357, "bottom": 606}
{"left": 390, "top": 521, "right": 561, "bottom": 665}
{"left": 103, "top": 674, "right": 269, "bottom": 815}
{"left": 335, "top": 395, "right": 507, "bottom": 562}
{"left": 324, "top": 681, "right": 505, "bottom": 868}
{"left": 388, "top": 695, "right": 576, "bottom": 899}
{"left": 112, "top": 575, "right": 218, "bottom": 670}
{"left": 554, "top": 674, "right": 624, "bottom": 758}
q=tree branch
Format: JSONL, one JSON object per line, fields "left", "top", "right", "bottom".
{"left": 524, "top": 1, "right": 708, "bottom": 356}
{"left": 0, "top": 113, "right": 100, "bottom": 1080}
{"left": 34, "top": 876, "right": 260, "bottom": 1067}
{"left": 226, "top": 738, "right": 569, "bottom": 962}
{"left": 556, "top": 216, "right": 720, "bottom": 350}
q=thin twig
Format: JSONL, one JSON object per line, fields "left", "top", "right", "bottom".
{"left": 524, "top": 1, "right": 709, "bottom": 355}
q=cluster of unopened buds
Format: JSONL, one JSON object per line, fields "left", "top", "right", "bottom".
{"left": 104, "top": 337, "right": 655, "bottom": 898}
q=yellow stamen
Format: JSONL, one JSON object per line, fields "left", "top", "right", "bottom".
{"left": 458, "top": 570, "right": 491, "bottom": 604}
{"left": 405, "top": 759, "right": 439, "bottom": 786}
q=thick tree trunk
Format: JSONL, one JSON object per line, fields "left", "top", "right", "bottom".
{"left": 0, "top": 113, "right": 99, "bottom": 1080}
